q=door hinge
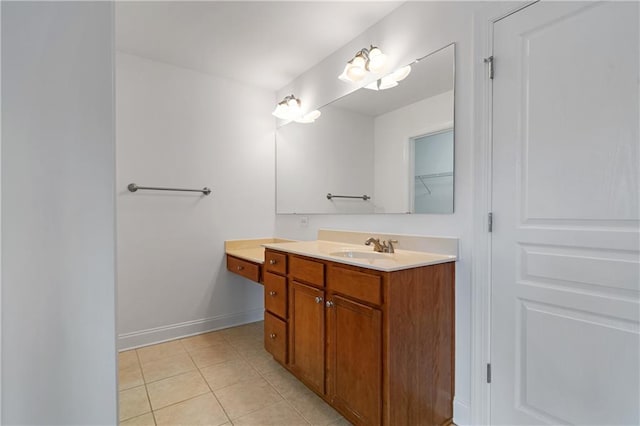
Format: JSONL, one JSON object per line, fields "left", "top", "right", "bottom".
{"left": 484, "top": 56, "right": 494, "bottom": 79}
{"left": 487, "top": 363, "right": 492, "bottom": 383}
{"left": 488, "top": 212, "right": 493, "bottom": 232}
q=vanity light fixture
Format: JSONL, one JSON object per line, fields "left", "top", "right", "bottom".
{"left": 338, "top": 45, "right": 387, "bottom": 83}
{"left": 364, "top": 64, "right": 412, "bottom": 91}
{"left": 272, "top": 95, "right": 321, "bottom": 123}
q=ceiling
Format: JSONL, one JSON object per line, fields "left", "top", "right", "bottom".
{"left": 116, "top": 1, "right": 404, "bottom": 91}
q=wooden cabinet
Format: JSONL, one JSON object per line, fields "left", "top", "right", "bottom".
{"left": 263, "top": 248, "right": 455, "bottom": 426}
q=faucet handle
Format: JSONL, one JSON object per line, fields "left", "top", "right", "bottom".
{"left": 386, "top": 239, "right": 398, "bottom": 253}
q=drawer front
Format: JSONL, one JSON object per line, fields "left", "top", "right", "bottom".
{"left": 264, "top": 312, "right": 287, "bottom": 364}
{"left": 290, "top": 256, "right": 325, "bottom": 287}
{"left": 327, "top": 265, "right": 382, "bottom": 306}
{"left": 265, "top": 250, "right": 287, "bottom": 275}
{"left": 227, "top": 255, "right": 260, "bottom": 283}
{"left": 264, "top": 272, "right": 287, "bottom": 319}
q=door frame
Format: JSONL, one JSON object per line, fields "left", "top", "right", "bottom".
{"left": 470, "top": 2, "right": 537, "bottom": 425}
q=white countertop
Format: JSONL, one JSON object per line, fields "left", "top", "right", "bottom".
{"left": 262, "top": 240, "right": 456, "bottom": 272}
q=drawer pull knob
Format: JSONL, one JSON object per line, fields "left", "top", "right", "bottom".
{"left": 325, "top": 300, "right": 334, "bottom": 308}
{"left": 237, "top": 266, "right": 244, "bottom": 271}
{"left": 315, "top": 296, "right": 323, "bottom": 304}
{"left": 269, "top": 259, "right": 277, "bottom": 265}
{"left": 269, "top": 333, "right": 277, "bottom": 339}
{"left": 269, "top": 291, "right": 277, "bottom": 296}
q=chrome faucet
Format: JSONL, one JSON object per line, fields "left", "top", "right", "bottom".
{"left": 365, "top": 237, "right": 398, "bottom": 253}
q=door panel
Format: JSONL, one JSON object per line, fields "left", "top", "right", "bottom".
{"left": 491, "top": 2, "right": 639, "bottom": 425}
{"left": 288, "top": 281, "right": 325, "bottom": 394}
{"left": 326, "top": 294, "right": 381, "bottom": 425}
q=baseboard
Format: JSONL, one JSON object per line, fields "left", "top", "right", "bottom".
{"left": 453, "top": 398, "right": 471, "bottom": 426}
{"left": 117, "top": 308, "right": 264, "bottom": 351}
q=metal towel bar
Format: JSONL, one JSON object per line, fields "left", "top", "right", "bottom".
{"left": 128, "top": 183, "right": 211, "bottom": 196}
{"left": 326, "top": 193, "right": 370, "bottom": 201}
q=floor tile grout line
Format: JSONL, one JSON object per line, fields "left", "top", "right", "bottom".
{"left": 204, "top": 338, "right": 281, "bottom": 423}
{"left": 181, "top": 338, "right": 233, "bottom": 426}
{"left": 121, "top": 322, "right": 337, "bottom": 425}
{"left": 128, "top": 350, "right": 156, "bottom": 425}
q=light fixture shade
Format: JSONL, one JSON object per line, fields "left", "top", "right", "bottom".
{"left": 272, "top": 95, "right": 302, "bottom": 120}
{"left": 364, "top": 80, "right": 380, "bottom": 91}
{"left": 366, "top": 46, "right": 387, "bottom": 73}
{"left": 391, "top": 65, "right": 412, "bottom": 82}
{"left": 294, "top": 110, "right": 321, "bottom": 123}
{"left": 272, "top": 103, "right": 290, "bottom": 119}
{"left": 346, "top": 54, "right": 367, "bottom": 82}
{"left": 378, "top": 75, "right": 398, "bottom": 90}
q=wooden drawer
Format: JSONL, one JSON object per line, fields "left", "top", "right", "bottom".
{"left": 327, "top": 265, "right": 382, "bottom": 306}
{"left": 290, "top": 255, "right": 325, "bottom": 287}
{"left": 264, "top": 312, "right": 287, "bottom": 364}
{"left": 227, "top": 255, "right": 260, "bottom": 283}
{"left": 265, "top": 250, "right": 287, "bottom": 275}
{"left": 264, "top": 272, "right": 287, "bottom": 319}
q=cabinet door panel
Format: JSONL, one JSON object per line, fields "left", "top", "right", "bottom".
{"left": 327, "top": 294, "right": 381, "bottom": 425}
{"left": 289, "top": 281, "right": 325, "bottom": 394}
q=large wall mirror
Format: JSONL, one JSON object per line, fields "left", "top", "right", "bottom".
{"left": 276, "top": 43, "right": 455, "bottom": 214}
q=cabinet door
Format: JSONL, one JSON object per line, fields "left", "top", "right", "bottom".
{"left": 289, "top": 281, "right": 325, "bottom": 394}
{"left": 326, "top": 294, "right": 381, "bottom": 425}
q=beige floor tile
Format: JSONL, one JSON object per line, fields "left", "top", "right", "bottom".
{"left": 233, "top": 400, "right": 309, "bottom": 425}
{"left": 200, "top": 358, "right": 260, "bottom": 391}
{"left": 245, "top": 353, "right": 286, "bottom": 374}
{"left": 141, "top": 352, "right": 196, "bottom": 383}
{"left": 119, "top": 350, "right": 140, "bottom": 370}
{"left": 120, "top": 364, "right": 145, "bottom": 391}
{"left": 188, "top": 343, "right": 238, "bottom": 369}
{"left": 147, "top": 371, "right": 210, "bottom": 410}
{"left": 262, "top": 368, "right": 308, "bottom": 398}
{"left": 287, "top": 387, "right": 342, "bottom": 425}
{"left": 181, "top": 331, "right": 227, "bottom": 352}
{"left": 214, "top": 377, "right": 282, "bottom": 420}
{"left": 227, "top": 336, "right": 264, "bottom": 353}
{"left": 137, "top": 340, "right": 187, "bottom": 364}
{"left": 119, "top": 386, "right": 151, "bottom": 422}
{"left": 154, "top": 393, "right": 229, "bottom": 426}
{"left": 119, "top": 412, "right": 156, "bottom": 426}
{"left": 220, "top": 323, "right": 262, "bottom": 341}
{"left": 326, "top": 417, "right": 352, "bottom": 426}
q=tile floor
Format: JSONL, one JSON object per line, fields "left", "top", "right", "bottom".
{"left": 119, "top": 321, "right": 351, "bottom": 425}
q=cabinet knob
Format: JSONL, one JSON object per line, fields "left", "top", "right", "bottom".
{"left": 269, "top": 333, "right": 277, "bottom": 339}
{"left": 237, "top": 266, "right": 244, "bottom": 271}
{"left": 315, "top": 296, "right": 323, "bottom": 304}
{"left": 269, "top": 291, "right": 277, "bottom": 297}
{"left": 325, "top": 300, "right": 334, "bottom": 308}
{"left": 269, "top": 259, "right": 277, "bottom": 265}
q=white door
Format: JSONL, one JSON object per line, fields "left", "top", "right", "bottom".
{"left": 491, "top": 2, "right": 639, "bottom": 425}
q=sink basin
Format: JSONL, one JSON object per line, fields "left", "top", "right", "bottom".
{"left": 329, "top": 250, "right": 390, "bottom": 260}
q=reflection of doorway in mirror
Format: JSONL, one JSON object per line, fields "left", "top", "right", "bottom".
{"left": 410, "top": 129, "right": 454, "bottom": 213}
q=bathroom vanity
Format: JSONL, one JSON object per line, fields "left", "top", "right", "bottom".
{"left": 226, "top": 231, "right": 457, "bottom": 426}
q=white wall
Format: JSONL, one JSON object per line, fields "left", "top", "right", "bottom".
{"left": 276, "top": 105, "right": 374, "bottom": 214}
{"left": 1, "top": 2, "right": 117, "bottom": 424}
{"left": 276, "top": 3, "right": 487, "bottom": 424}
{"left": 116, "top": 52, "right": 275, "bottom": 349}
{"left": 373, "top": 90, "right": 454, "bottom": 213}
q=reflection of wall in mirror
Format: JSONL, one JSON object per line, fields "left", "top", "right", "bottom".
{"left": 276, "top": 105, "right": 375, "bottom": 214}
{"left": 373, "top": 90, "right": 454, "bottom": 213}
{"left": 414, "top": 130, "right": 454, "bottom": 213}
